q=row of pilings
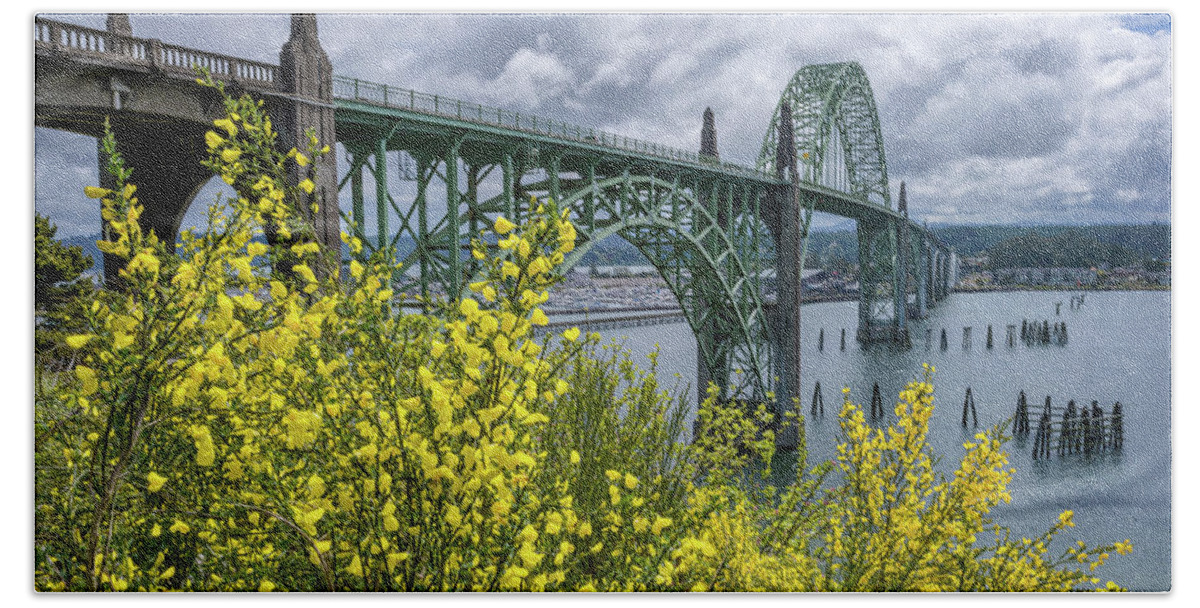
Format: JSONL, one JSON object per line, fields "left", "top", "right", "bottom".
{"left": 813, "top": 318, "right": 1072, "bottom": 353}
{"left": 805, "top": 381, "right": 888, "bottom": 418}
{"left": 803, "top": 383, "right": 1126, "bottom": 459}
{"left": 1015, "top": 391, "right": 1125, "bottom": 459}
{"left": 1020, "top": 319, "right": 1068, "bottom": 346}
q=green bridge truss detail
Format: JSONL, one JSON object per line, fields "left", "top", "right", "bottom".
{"left": 757, "top": 62, "right": 890, "bottom": 209}
{"left": 333, "top": 60, "right": 949, "bottom": 404}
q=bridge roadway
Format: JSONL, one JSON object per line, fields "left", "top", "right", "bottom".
{"left": 35, "top": 15, "right": 959, "bottom": 425}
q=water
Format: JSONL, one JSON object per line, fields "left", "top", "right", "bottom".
{"left": 584, "top": 290, "right": 1171, "bottom": 591}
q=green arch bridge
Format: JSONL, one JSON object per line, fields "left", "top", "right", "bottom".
{"left": 35, "top": 15, "right": 959, "bottom": 418}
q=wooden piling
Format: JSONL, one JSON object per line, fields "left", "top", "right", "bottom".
{"left": 940, "top": 328, "right": 948, "bottom": 350}
{"left": 841, "top": 328, "right": 846, "bottom": 351}
{"left": 811, "top": 381, "right": 824, "bottom": 416}
{"left": 1021, "top": 319, "right": 1028, "bottom": 341}
{"left": 1081, "top": 407, "right": 1092, "bottom": 456}
{"left": 1056, "top": 302, "right": 1062, "bottom": 316}
{"left": 1033, "top": 410, "right": 1052, "bottom": 460}
{"left": 1015, "top": 390, "right": 1029, "bottom": 435}
{"left": 1007, "top": 324, "right": 1016, "bottom": 347}
{"left": 1111, "top": 402, "right": 1124, "bottom": 449}
{"left": 962, "top": 387, "right": 978, "bottom": 427}
{"left": 871, "top": 383, "right": 883, "bottom": 418}
{"left": 818, "top": 328, "right": 824, "bottom": 352}
{"left": 987, "top": 325, "right": 994, "bottom": 349}
{"left": 1062, "top": 400, "right": 1078, "bottom": 455}
{"left": 925, "top": 327, "right": 932, "bottom": 350}
{"left": 1091, "top": 401, "right": 1104, "bottom": 455}
{"left": 963, "top": 327, "right": 972, "bottom": 349}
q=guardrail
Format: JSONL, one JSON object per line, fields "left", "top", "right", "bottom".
{"left": 331, "top": 75, "right": 776, "bottom": 181}
{"left": 35, "top": 17, "right": 277, "bottom": 88}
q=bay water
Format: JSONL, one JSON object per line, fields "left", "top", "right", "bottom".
{"left": 580, "top": 290, "right": 1171, "bottom": 591}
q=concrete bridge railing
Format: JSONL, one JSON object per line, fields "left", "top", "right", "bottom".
{"left": 35, "top": 17, "right": 278, "bottom": 89}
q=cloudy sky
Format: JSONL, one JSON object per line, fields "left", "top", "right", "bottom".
{"left": 34, "top": 11, "right": 1171, "bottom": 238}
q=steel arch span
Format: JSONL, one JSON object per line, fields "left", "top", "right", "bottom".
{"left": 757, "top": 61, "right": 891, "bottom": 208}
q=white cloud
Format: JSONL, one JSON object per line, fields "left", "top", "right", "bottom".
{"left": 34, "top": 12, "right": 1171, "bottom": 236}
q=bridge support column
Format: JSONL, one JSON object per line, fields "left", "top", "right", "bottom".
{"left": 696, "top": 109, "right": 731, "bottom": 404}
{"left": 278, "top": 14, "right": 340, "bottom": 276}
{"left": 98, "top": 119, "right": 213, "bottom": 285}
{"left": 856, "top": 218, "right": 905, "bottom": 345}
{"left": 893, "top": 185, "right": 910, "bottom": 343}
{"left": 915, "top": 236, "right": 929, "bottom": 318}
{"left": 762, "top": 102, "right": 803, "bottom": 434}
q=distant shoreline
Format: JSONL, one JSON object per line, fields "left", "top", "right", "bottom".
{"left": 954, "top": 284, "right": 1170, "bottom": 294}
{"left": 545, "top": 285, "right": 1170, "bottom": 318}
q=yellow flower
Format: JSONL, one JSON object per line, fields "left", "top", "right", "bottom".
{"left": 75, "top": 365, "right": 98, "bottom": 395}
{"left": 494, "top": 216, "right": 517, "bottom": 234}
{"left": 298, "top": 179, "right": 315, "bottom": 194}
{"left": 147, "top": 472, "right": 167, "bottom": 493}
{"left": 1058, "top": 510, "right": 1075, "bottom": 528}
{"left": 169, "top": 519, "right": 190, "bottom": 534}
{"left": 205, "top": 131, "right": 225, "bottom": 149}
{"left": 84, "top": 186, "right": 110, "bottom": 199}
{"left": 213, "top": 117, "right": 238, "bottom": 137}
{"left": 563, "top": 327, "right": 580, "bottom": 342}
{"left": 65, "top": 334, "right": 92, "bottom": 349}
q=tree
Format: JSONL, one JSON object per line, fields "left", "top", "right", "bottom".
{"left": 34, "top": 213, "right": 95, "bottom": 369}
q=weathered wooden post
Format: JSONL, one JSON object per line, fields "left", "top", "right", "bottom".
{"left": 987, "top": 324, "right": 994, "bottom": 349}
{"left": 1015, "top": 390, "right": 1030, "bottom": 435}
{"left": 962, "top": 387, "right": 977, "bottom": 427}
{"left": 1021, "top": 319, "right": 1028, "bottom": 342}
{"left": 1091, "top": 400, "right": 1104, "bottom": 454}
{"left": 962, "top": 327, "right": 972, "bottom": 349}
{"left": 818, "top": 328, "right": 825, "bottom": 352}
{"left": 940, "top": 328, "right": 948, "bottom": 350}
{"left": 811, "top": 381, "right": 824, "bottom": 416}
{"left": 1081, "top": 407, "right": 1093, "bottom": 456}
{"left": 1061, "top": 400, "right": 1077, "bottom": 455}
{"left": 871, "top": 383, "right": 883, "bottom": 418}
{"left": 1111, "top": 401, "right": 1124, "bottom": 449}
{"left": 841, "top": 328, "right": 846, "bottom": 351}
{"left": 1033, "top": 409, "right": 1052, "bottom": 460}
{"left": 1007, "top": 324, "right": 1016, "bottom": 347}
{"left": 925, "top": 327, "right": 932, "bottom": 350}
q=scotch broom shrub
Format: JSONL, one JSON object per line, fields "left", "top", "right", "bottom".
{"left": 33, "top": 80, "right": 1130, "bottom": 592}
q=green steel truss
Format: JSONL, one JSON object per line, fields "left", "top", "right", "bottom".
{"left": 331, "top": 61, "right": 952, "bottom": 402}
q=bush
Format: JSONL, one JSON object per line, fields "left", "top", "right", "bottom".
{"left": 34, "top": 81, "right": 1129, "bottom": 592}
